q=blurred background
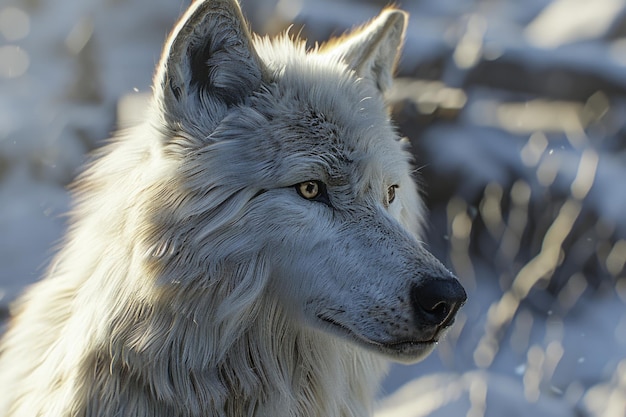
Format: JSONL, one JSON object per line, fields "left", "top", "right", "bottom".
{"left": 0, "top": 0, "right": 625, "bottom": 416}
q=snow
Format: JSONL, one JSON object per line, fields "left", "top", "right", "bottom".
{"left": 1, "top": 0, "right": 625, "bottom": 416}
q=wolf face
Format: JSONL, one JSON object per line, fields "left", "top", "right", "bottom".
{"left": 145, "top": 0, "right": 466, "bottom": 364}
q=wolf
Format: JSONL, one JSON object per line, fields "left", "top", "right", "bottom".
{"left": 0, "top": 1, "right": 466, "bottom": 416}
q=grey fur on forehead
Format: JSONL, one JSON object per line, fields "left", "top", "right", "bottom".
{"left": 173, "top": 33, "right": 410, "bottom": 191}
{"left": 255, "top": 39, "right": 401, "bottom": 140}
{"left": 204, "top": 70, "right": 408, "bottom": 190}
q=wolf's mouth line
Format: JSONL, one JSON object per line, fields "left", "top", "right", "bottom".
{"left": 316, "top": 314, "right": 436, "bottom": 349}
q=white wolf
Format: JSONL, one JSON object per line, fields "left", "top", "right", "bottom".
{"left": 0, "top": 1, "right": 466, "bottom": 416}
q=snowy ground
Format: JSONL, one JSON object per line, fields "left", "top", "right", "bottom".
{"left": 1, "top": 0, "right": 625, "bottom": 416}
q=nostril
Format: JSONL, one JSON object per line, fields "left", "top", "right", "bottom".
{"left": 411, "top": 278, "right": 466, "bottom": 327}
{"left": 430, "top": 301, "right": 450, "bottom": 322}
{"left": 418, "top": 297, "right": 454, "bottom": 326}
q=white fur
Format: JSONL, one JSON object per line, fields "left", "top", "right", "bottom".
{"left": 0, "top": 1, "right": 464, "bottom": 416}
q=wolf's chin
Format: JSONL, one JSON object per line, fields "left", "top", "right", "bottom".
{"left": 378, "top": 340, "right": 438, "bottom": 364}
{"left": 316, "top": 315, "right": 437, "bottom": 363}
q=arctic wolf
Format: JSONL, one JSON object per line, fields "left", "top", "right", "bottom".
{"left": 0, "top": 1, "right": 466, "bottom": 416}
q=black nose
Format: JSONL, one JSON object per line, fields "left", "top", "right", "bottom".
{"left": 411, "top": 278, "right": 467, "bottom": 328}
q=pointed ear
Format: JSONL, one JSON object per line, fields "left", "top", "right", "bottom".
{"left": 153, "top": 0, "right": 264, "bottom": 121}
{"left": 321, "top": 9, "right": 407, "bottom": 94}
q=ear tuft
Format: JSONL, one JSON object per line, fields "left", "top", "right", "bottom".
{"left": 321, "top": 9, "right": 408, "bottom": 94}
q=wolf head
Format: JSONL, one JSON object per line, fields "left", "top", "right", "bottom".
{"left": 144, "top": 0, "right": 466, "bottom": 364}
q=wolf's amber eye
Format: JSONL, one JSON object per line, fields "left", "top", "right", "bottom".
{"left": 297, "top": 181, "right": 321, "bottom": 200}
{"left": 295, "top": 180, "right": 332, "bottom": 206}
{"left": 387, "top": 185, "right": 399, "bottom": 204}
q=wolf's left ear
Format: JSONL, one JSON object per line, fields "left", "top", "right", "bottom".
{"left": 321, "top": 9, "right": 407, "bottom": 94}
{"left": 153, "top": 0, "right": 264, "bottom": 121}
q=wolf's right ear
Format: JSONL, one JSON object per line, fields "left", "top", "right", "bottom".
{"left": 153, "top": 0, "right": 264, "bottom": 121}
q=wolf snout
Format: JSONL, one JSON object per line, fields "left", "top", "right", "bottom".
{"left": 410, "top": 278, "right": 467, "bottom": 330}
